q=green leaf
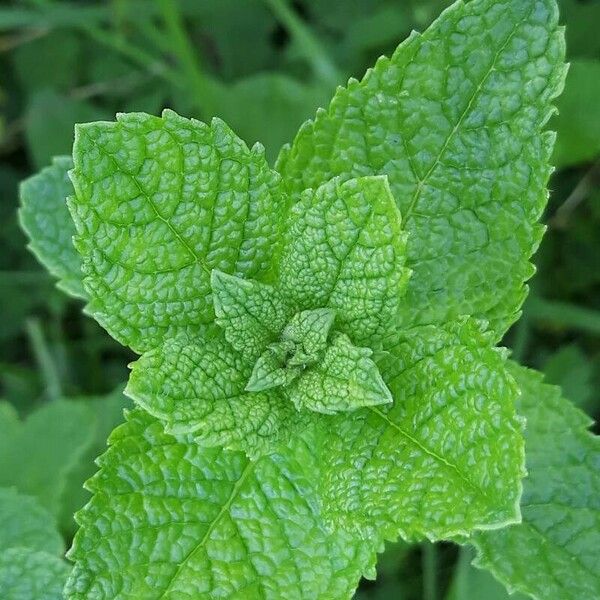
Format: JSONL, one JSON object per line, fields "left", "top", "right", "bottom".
{"left": 0, "top": 488, "right": 64, "bottom": 555}
{"left": 245, "top": 308, "right": 337, "bottom": 392}
{"left": 551, "top": 60, "right": 600, "bottom": 168}
{"left": 58, "top": 387, "right": 129, "bottom": 535}
{"left": 472, "top": 364, "right": 600, "bottom": 600}
{"left": 211, "top": 270, "right": 293, "bottom": 361}
{"left": 0, "top": 400, "right": 95, "bottom": 518}
{"left": 69, "top": 110, "right": 285, "bottom": 353}
{"left": 282, "top": 308, "right": 336, "bottom": 365}
{"left": 25, "top": 90, "right": 108, "bottom": 170}
{"left": 126, "top": 334, "right": 300, "bottom": 457}
{"left": 245, "top": 340, "right": 302, "bottom": 392}
{"left": 317, "top": 319, "right": 524, "bottom": 541}
{"left": 19, "top": 156, "right": 86, "bottom": 298}
{"left": 217, "top": 73, "right": 329, "bottom": 163}
{"left": 543, "top": 344, "right": 594, "bottom": 412}
{"left": 277, "top": 0, "right": 566, "bottom": 339}
{"left": 0, "top": 548, "right": 69, "bottom": 600}
{"left": 65, "top": 409, "right": 378, "bottom": 599}
{"left": 287, "top": 333, "right": 392, "bottom": 414}
{"left": 446, "top": 547, "right": 527, "bottom": 600}
{"left": 277, "top": 175, "right": 410, "bottom": 345}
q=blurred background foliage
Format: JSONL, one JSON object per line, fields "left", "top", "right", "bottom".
{"left": 0, "top": 0, "right": 599, "bottom": 598}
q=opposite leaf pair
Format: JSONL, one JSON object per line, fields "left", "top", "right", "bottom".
{"left": 127, "top": 175, "right": 407, "bottom": 457}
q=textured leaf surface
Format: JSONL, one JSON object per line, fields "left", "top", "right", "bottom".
{"left": 0, "top": 487, "right": 63, "bottom": 555}
{"left": 212, "top": 270, "right": 292, "bottom": 361}
{"left": 65, "top": 409, "right": 378, "bottom": 599}
{"left": 0, "top": 400, "right": 94, "bottom": 518}
{"left": 281, "top": 308, "right": 336, "bottom": 365}
{"left": 246, "top": 340, "right": 302, "bottom": 393}
{"left": 472, "top": 364, "right": 600, "bottom": 600}
{"left": 19, "top": 156, "right": 85, "bottom": 298}
{"left": 317, "top": 319, "right": 524, "bottom": 541}
{"left": 277, "top": 175, "right": 409, "bottom": 345}
{"left": 287, "top": 333, "right": 392, "bottom": 414}
{"left": 126, "top": 335, "right": 299, "bottom": 457}
{"left": 0, "top": 548, "right": 69, "bottom": 600}
{"left": 277, "top": 0, "right": 566, "bottom": 339}
{"left": 70, "top": 110, "right": 284, "bottom": 353}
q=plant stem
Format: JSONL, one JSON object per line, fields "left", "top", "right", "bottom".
{"left": 529, "top": 297, "right": 600, "bottom": 335}
{"left": 25, "top": 317, "right": 62, "bottom": 401}
{"left": 423, "top": 542, "right": 437, "bottom": 600}
{"left": 157, "top": 0, "right": 219, "bottom": 117}
{"left": 550, "top": 158, "right": 600, "bottom": 229}
{"left": 263, "top": 0, "right": 341, "bottom": 87}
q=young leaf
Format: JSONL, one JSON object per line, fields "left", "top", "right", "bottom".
{"left": 318, "top": 319, "right": 524, "bottom": 541}
{"left": 245, "top": 340, "right": 302, "bottom": 392}
{"left": 0, "top": 488, "right": 64, "bottom": 555}
{"left": 69, "top": 110, "right": 285, "bottom": 353}
{"left": 0, "top": 548, "right": 69, "bottom": 600}
{"left": 287, "top": 333, "right": 392, "bottom": 414}
{"left": 19, "top": 156, "right": 85, "bottom": 298}
{"left": 472, "top": 364, "right": 600, "bottom": 600}
{"left": 282, "top": 308, "right": 336, "bottom": 365}
{"left": 65, "top": 409, "right": 379, "bottom": 599}
{"left": 211, "top": 269, "right": 293, "bottom": 360}
{"left": 126, "top": 334, "right": 301, "bottom": 457}
{"left": 278, "top": 175, "right": 410, "bottom": 345}
{"left": 277, "top": 0, "right": 567, "bottom": 339}
{"left": 0, "top": 400, "right": 95, "bottom": 519}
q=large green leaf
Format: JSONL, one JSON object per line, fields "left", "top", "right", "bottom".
{"left": 0, "top": 488, "right": 63, "bottom": 555}
{"left": 317, "top": 319, "right": 524, "bottom": 541}
{"left": 19, "top": 156, "right": 85, "bottom": 298}
{"left": 65, "top": 409, "right": 378, "bottom": 599}
{"left": 0, "top": 548, "right": 69, "bottom": 600}
{"left": 0, "top": 400, "right": 95, "bottom": 518}
{"left": 472, "top": 364, "right": 600, "bottom": 600}
{"left": 69, "top": 110, "right": 285, "bottom": 353}
{"left": 277, "top": 0, "right": 566, "bottom": 339}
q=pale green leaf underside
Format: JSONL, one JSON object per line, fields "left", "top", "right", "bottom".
{"left": 472, "top": 364, "right": 600, "bottom": 600}
{"left": 317, "top": 319, "right": 524, "bottom": 541}
{"left": 65, "top": 409, "right": 378, "bottom": 599}
{"left": 277, "top": 0, "right": 566, "bottom": 340}
{"left": 277, "top": 175, "right": 409, "bottom": 346}
{"left": 211, "top": 270, "right": 293, "bottom": 361}
{"left": 0, "top": 548, "right": 69, "bottom": 600}
{"left": 287, "top": 333, "right": 392, "bottom": 414}
{"left": 0, "top": 400, "right": 95, "bottom": 519}
{"left": 126, "top": 334, "right": 302, "bottom": 457}
{"left": 69, "top": 110, "right": 284, "bottom": 353}
{"left": 19, "top": 156, "right": 85, "bottom": 298}
{"left": 0, "top": 488, "right": 64, "bottom": 556}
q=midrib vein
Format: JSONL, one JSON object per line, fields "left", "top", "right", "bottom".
{"left": 369, "top": 406, "right": 491, "bottom": 502}
{"left": 160, "top": 460, "right": 255, "bottom": 597}
{"left": 404, "top": 14, "right": 528, "bottom": 222}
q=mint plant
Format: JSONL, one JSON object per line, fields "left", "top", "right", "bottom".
{"left": 17, "top": 0, "right": 600, "bottom": 598}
